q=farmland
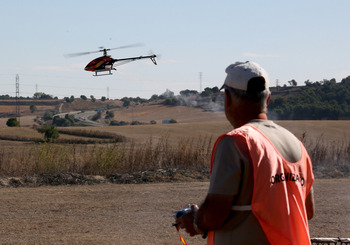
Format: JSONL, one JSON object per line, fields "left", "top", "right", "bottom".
{"left": 1, "top": 101, "right": 349, "bottom": 179}
{"left": 0, "top": 100, "right": 349, "bottom": 243}
{"left": 0, "top": 180, "right": 348, "bottom": 244}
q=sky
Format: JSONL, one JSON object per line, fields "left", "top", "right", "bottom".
{"left": 1, "top": 0, "right": 349, "bottom": 100}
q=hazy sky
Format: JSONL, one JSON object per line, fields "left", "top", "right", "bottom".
{"left": 1, "top": 0, "right": 349, "bottom": 99}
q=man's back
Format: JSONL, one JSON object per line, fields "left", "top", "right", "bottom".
{"left": 249, "top": 120, "right": 302, "bottom": 163}
{"left": 209, "top": 120, "right": 311, "bottom": 244}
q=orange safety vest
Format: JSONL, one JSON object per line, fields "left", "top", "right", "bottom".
{"left": 208, "top": 124, "right": 314, "bottom": 245}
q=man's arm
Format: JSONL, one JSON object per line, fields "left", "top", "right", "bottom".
{"left": 175, "top": 193, "right": 234, "bottom": 237}
{"left": 196, "top": 193, "right": 235, "bottom": 232}
{"left": 305, "top": 187, "right": 315, "bottom": 220}
{"left": 176, "top": 136, "right": 242, "bottom": 236}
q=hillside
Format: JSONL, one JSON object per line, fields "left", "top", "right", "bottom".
{"left": 0, "top": 98, "right": 227, "bottom": 127}
{"left": 269, "top": 77, "right": 350, "bottom": 120}
{"left": 1, "top": 76, "right": 350, "bottom": 123}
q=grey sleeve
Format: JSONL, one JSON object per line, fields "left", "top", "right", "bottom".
{"left": 208, "top": 136, "right": 244, "bottom": 196}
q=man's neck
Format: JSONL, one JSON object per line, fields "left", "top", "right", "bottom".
{"left": 233, "top": 112, "right": 268, "bottom": 128}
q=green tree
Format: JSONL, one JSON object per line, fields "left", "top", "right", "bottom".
{"left": 80, "top": 95, "right": 87, "bottom": 100}
{"left": 92, "top": 111, "right": 102, "bottom": 121}
{"left": 287, "top": 79, "right": 297, "bottom": 87}
{"left": 180, "top": 89, "right": 199, "bottom": 97}
{"left": 33, "top": 92, "right": 54, "bottom": 99}
{"left": 52, "top": 116, "right": 72, "bottom": 127}
{"left": 105, "top": 110, "right": 115, "bottom": 119}
{"left": 64, "top": 96, "right": 75, "bottom": 103}
{"left": 211, "top": 86, "right": 220, "bottom": 93}
{"left": 0, "top": 94, "right": 11, "bottom": 99}
{"left": 110, "top": 120, "right": 128, "bottom": 126}
{"left": 43, "top": 125, "right": 59, "bottom": 142}
{"left": 29, "top": 104, "right": 37, "bottom": 113}
{"left": 200, "top": 87, "right": 214, "bottom": 97}
{"left": 169, "top": 119, "right": 177, "bottom": 123}
{"left": 164, "top": 97, "right": 179, "bottom": 106}
{"left": 6, "top": 118, "right": 20, "bottom": 127}
{"left": 42, "top": 110, "right": 58, "bottom": 121}
{"left": 149, "top": 94, "right": 159, "bottom": 101}
{"left": 121, "top": 97, "right": 130, "bottom": 107}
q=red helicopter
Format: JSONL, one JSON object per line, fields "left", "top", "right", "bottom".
{"left": 65, "top": 44, "right": 157, "bottom": 76}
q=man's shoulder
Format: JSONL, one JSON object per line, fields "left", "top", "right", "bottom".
{"left": 247, "top": 120, "right": 302, "bottom": 162}
{"left": 247, "top": 120, "right": 295, "bottom": 138}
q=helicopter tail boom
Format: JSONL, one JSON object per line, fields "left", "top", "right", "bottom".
{"left": 113, "top": 55, "right": 157, "bottom": 65}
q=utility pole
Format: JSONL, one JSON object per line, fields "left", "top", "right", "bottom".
{"left": 16, "top": 74, "right": 20, "bottom": 123}
{"left": 107, "top": 86, "right": 109, "bottom": 100}
{"left": 199, "top": 72, "right": 202, "bottom": 93}
{"left": 131, "top": 103, "right": 134, "bottom": 122}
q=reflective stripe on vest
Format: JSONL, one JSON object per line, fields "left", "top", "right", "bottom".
{"left": 231, "top": 205, "right": 252, "bottom": 211}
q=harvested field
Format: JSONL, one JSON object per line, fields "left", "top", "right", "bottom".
{"left": 0, "top": 179, "right": 349, "bottom": 244}
{"left": 0, "top": 103, "right": 349, "bottom": 243}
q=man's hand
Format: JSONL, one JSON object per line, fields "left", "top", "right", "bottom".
{"left": 175, "top": 204, "right": 200, "bottom": 236}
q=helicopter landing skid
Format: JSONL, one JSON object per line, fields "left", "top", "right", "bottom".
{"left": 93, "top": 68, "right": 116, "bottom": 76}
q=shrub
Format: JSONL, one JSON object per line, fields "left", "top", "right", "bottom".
{"left": 122, "top": 98, "right": 130, "bottom": 107}
{"left": 30, "top": 104, "right": 37, "bottom": 113}
{"left": 164, "top": 97, "right": 179, "bottom": 106}
{"left": 6, "top": 118, "right": 20, "bottom": 127}
{"left": 42, "top": 110, "right": 56, "bottom": 121}
{"left": 105, "top": 111, "right": 115, "bottom": 119}
{"left": 42, "top": 125, "right": 60, "bottom": 142}
{"left": 92, "top": 111, "right": 102, "bottom": 121}
{"left": 110, "top": 120, "right": 128, "bottom": 126}
{"left": 131, "top": 121, "right": 141, "bottom": 125}
{"left": 64, "top": 96, "right": 75, "bottom": 103}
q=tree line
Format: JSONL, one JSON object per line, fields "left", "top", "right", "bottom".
{"left": 2, "top": 75, "right": 350, "bottom": 120}
{"left": 269, "top": 76, "right": 350, "bottom": 120}
{"left": 164, "top": 77, "right": 350, "bottom": 120}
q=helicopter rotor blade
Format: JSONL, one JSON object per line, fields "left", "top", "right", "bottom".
{"left": 64, "top": 43, "right": 144, "bottom": 58}
{"left": 64, "top": 50, "right": 102, "bottom": 58}
{"left": 108, "top": 43, "right": 144, "bottom": 51}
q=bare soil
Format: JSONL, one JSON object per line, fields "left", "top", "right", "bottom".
{"left": 0, "top": 101, "right": 349, "bottom": 243}
{"left": 0, "top": 179, "right": 349, "bottom": 244}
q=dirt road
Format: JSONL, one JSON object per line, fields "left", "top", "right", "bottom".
{"left": 0, "top": 179, "right": 349, "bottom": 244}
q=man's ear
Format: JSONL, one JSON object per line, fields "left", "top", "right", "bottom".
{"left": 225, "top": 90, "right": 232, "bottom": 107}
{"left": 266, "top": 93, "right": 271, "bottom": 106}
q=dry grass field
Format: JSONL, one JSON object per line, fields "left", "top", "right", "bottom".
{"left": 0, "top": 101, "right": 348, "bottom": 142}
{"left": 0, "top": 102, "right": 349, "bottom": 243}
{"left": 0, "top": 180, "right": 349, "bottom": 244}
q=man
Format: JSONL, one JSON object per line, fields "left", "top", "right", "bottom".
{"left": 176, "top": 61, "right": 315, "bottom": 245}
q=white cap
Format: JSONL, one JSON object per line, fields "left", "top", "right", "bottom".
{"left": 221, "top": 61, "right": 269, "bottom": 92}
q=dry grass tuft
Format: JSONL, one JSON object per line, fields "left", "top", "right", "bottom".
{"left": 0, "top": 135, "right": 213, "bottom": 179}
{"left": 300, "top": 133, "right": 350, "bottom": 178}
{"left": 0, "top": 120, "right": 349, "bottom": 186}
